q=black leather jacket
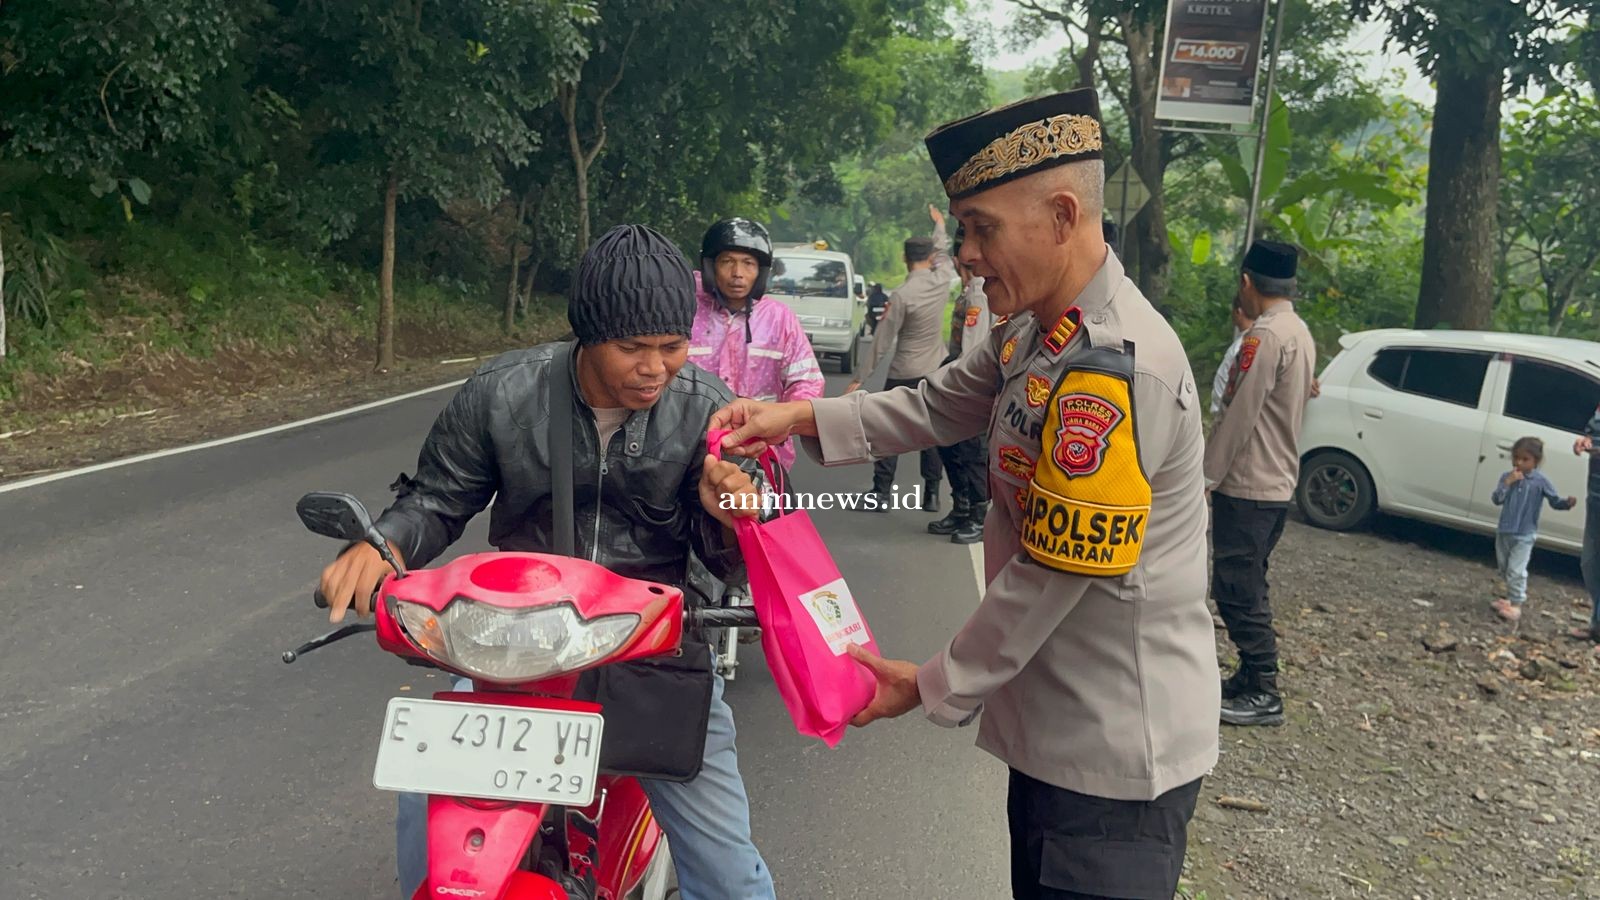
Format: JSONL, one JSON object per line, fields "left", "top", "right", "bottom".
{"left": 374, "top": 342, "right": 747, "bottom": 592}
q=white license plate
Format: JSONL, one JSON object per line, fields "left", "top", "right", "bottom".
{"left": 373, "top": 697, "right": 604, "bottom": 806}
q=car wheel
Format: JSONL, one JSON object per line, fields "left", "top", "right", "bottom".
{"left": 1296, "top": 450, "right": 1376, "bottom": 531}
{"left": 839, "top": 341, "right": 855, "bottom": 375}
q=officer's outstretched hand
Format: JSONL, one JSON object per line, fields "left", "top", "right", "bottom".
{"left": 711, "top": 398, "right": 817, "bottom": 459}
{"left": 846, "top": 644, "right": 922, "bottom": 727}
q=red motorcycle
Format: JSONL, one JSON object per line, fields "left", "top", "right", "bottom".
{"left": 285, "top": 491, "right": 756, "bottom": 900}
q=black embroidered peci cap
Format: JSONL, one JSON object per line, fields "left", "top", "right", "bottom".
{"left": 925, "top": 88, "right": 1104, "bottom": 200}
{"left": 1242, "top": 239, "right": 1299, "bottom": 281}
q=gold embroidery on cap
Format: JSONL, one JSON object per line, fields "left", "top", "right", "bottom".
{"left": 944, "top": 114, "right": 1102, "bottom": 196}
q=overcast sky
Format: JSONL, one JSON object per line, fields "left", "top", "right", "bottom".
{"left": 965, "top": 0, "right": 1436, "bottom": 104}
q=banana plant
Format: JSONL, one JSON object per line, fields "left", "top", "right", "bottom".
{"left": 1193, "top": 90, "right": 1411, "bottom": 278}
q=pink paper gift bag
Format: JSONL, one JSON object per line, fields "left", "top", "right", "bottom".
{"left": 707, "top": 429, "right": 878, "bottom": 746}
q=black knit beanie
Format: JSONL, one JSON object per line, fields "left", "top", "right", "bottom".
{"left": 568, "top": 224, "right": 696, "bottom": 346}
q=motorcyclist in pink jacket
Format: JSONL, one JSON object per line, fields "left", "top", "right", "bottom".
{"left": 690, "top": 218, "right": 824, "bottom": 470}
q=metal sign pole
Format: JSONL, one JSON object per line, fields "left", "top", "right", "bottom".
{"left": 1242, "top": 0, "right": 1286, "bottom": 253}
{"left": 1118, "top": 164, "right": 1130, "bottom": 257}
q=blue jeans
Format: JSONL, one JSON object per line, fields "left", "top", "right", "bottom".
{"left": 397, "top": 676, "right": 775, "bottom": 900}
{"left": 1495, "top": 532, "right": 1536, "bottom": 605}
{"left": 1583, "top": 500, "right": 1600, "bottom": 629}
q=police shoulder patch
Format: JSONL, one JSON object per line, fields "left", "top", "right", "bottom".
{"left": 964, "top": 306, "right": 981, "bottom": 327}
{"left": 1238, "top": 335, "right": 1262, "bottom": 373}
{"left": 1000, "top": 336, "right": 1019, "bottom": 364}
{"left": 1022, "top": 367, "right": 1152, "bottom": 577}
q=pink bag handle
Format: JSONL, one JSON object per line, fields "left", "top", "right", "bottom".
{"left": 707, "top": 427, "right": 787, "bottom": 501}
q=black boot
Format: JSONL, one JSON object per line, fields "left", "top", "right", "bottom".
{"left": 852, "top": 488, "right": 892, "bottom": 513}
{"left": 1220, "top": 667, "right": 1284, "bottom": 727}
{"left": 928, "top": 496, "right": 971, "bottom": 535}
{"left": 951, "top": 500, "right": 987, "bottom": 545}
{"left": 922, "top": 479, "right": 941, "bottom": 512}
{"left": 1220, "top": 664, "right": 1252, "bottom": 701}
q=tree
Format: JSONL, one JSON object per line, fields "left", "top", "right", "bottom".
{"left": 0, "top": 0, "right": 250, "bottom": 215}
{"left": 1499, "top": 93, "right": 1600, "bottom": 333}
{"left": 254, "top": 0, "right": 590, "bottom": 370}
{"left": 556, "top": 21, "right": 636, "bottom": 257}
{"left": 1351, "top": 0, "right": 1579, "bottom": 330}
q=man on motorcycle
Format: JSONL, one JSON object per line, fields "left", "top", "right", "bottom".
{"left": 317, "top": 224, "right": 778, "bottom": 900}
{"left": 689, "top": 217, "right": 824, "bottom": 470}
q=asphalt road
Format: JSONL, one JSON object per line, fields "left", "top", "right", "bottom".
{"left": 0, "top": 369, "right": 1009, "bottom": 899}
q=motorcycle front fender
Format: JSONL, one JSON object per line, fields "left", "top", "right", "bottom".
{"left": 419, "top": 795, "right": 561, "bottom": 900}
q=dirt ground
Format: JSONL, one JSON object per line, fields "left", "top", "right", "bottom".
{"left": 1184, "top": 514, "right": 1600, "bottom": 899}
{"left": 5, "top": 337, "right": 1598, "bottom": 898}
{"left": 0, "top": 325, "right": 548, "bottom": 483}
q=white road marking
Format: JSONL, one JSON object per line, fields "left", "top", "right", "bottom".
{"left": 969, "top": 541, "right": 985, "bottom": 600}
{"left": 0, "top": 379, "right": 467, "bottom": 495}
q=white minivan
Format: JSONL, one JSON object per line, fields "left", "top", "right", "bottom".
{"left": 767, "top": 244, "right": 862, "bottom": 374}
{"left": 1296, "top": 329, "right": 1600, "bottom": 554}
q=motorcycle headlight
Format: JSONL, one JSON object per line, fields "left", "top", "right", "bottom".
{"left": 823, "top": 317, "right": 852, "bottom": 329}
{"left": 395, "top": 599, "right": 640, "bottom": 682}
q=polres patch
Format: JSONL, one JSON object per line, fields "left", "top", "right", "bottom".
{"left": 1027, "top": 365, "right": 1151, "bottom": 577}
{"left": 1051, "top": 393, "right": 1124, "bottom": 477}
{"left": 1001, "top": 336, "right": 1019, "bottom": 364}
{"left": 1238, "top": 335, "right": 1261, "bottom": 373}
{"left": 965, "top": 306, "right": 981, "bottom": 327}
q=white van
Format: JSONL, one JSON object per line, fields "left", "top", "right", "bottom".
{"left": 767, "top": 244, "right": 863, "bottom": 374}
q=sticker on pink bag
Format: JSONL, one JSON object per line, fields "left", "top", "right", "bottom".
{"left": 798, "top": 578, "right": 869, "bottom": 655}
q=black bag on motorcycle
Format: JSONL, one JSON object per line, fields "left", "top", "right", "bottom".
{"left": 550, "top": 341, "right": 713, "bottom": 782}
{"left": 571, "top": 644, "right": 713, "bottom": 781}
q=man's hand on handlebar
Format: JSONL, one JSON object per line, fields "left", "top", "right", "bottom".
{"left": 318, "top": 540, "right": 405, "bottom": 623}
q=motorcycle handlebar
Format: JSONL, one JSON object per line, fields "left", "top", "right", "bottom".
{"left": 685, "top": 606, "right": 760, "bottom": 630}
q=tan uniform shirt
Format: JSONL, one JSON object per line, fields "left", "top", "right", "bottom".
{"left": 865, "top": 225, "right": 957, "bottom": 380}
{"left": 1204, "top": 303, "right": 1316, "bottom": 502}
{"left": 950, "top": 277, "right": 995, "bottom": 360}
{"left": 803, "top": 251, "right": 1219, "bottom": 801}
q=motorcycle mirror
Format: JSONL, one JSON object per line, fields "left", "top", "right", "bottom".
{"left": 297, "top": 491, "right": 408, "bottom": 580}
{"left": 296, "top": 491, "right": 374, "bottom": 541}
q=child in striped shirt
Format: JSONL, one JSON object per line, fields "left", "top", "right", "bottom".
{"left": 1490, "top": 436, "right": 1577, "bottom": 622}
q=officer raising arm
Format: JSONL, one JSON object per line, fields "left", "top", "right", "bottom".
{"left": 711, "top": 89, "right": 1219, "bottom": 900}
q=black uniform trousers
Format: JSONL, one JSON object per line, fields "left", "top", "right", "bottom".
{"left": 935, "top": 433, "right": 988, "bottom": 505}
{"left": 1210, "top": 492, "right": 1289, "bottom": 673}
{"left": 870, "top": 376, "right": 943, "bottom": 493}
{"left": 1008, "top": 770, "right": 1203, "bottom": 899}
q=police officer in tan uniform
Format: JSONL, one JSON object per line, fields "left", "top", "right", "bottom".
{"left": 927, "top": 229, "right": 996, "bottom": 545}
{"left": 1204, "top": 240, "right": 1316, "bottom": 727}
{"left": 712, "top": 88, "right": 1219, "bottom": 900}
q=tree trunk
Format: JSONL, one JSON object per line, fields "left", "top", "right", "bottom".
{"left": 377, "top": 170, "right": 399, "bottom": 372}
{"left": 1120, "top": 13, "right": 1171, "bottom": 309}
{"left": 1414, "top": 65, "right": 1502, "bottom": 330}
{"left": 0, "top": 221, "right": 7, "bottom": 360}
{"left": 1075, "top": 22, "right": 1101, "bottom": 88}
{"left": 561, "top": 85, "right": 592, "bottom": 257}
{"left": 573, "top": 157, "right": 591, "bottom": 257}
{"left": 505, "top": 193, "right": 528, "bottom": 333}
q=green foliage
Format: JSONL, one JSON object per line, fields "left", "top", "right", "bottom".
{"left": 1349, "top": 0, "right": 1578, "bottom": 90}
{"left": 1498, "top": 92, "right": 1600, "bottom": 332}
